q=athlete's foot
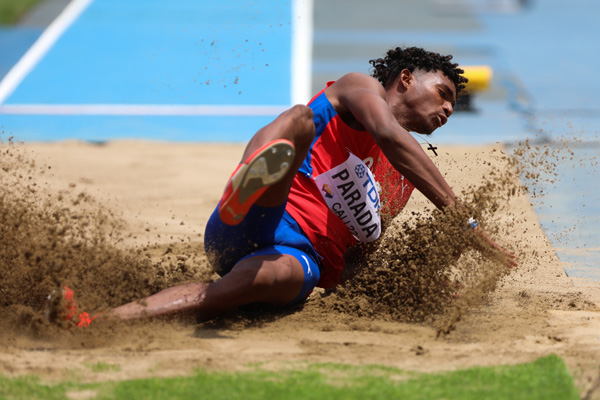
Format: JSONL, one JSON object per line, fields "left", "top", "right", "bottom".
{"left": 44, "top": 286, "right": 100, "bottom": 327}
{"left": 218, "top": 139, "right": 295, "bottom": 225}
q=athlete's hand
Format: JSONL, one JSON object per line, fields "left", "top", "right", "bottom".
{"left": 473, "top": 226, "right": 518, "bottom": 268}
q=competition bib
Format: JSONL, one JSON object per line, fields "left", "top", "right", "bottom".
{"left": 314, "top": 153, "right": 381, "bottom": 242}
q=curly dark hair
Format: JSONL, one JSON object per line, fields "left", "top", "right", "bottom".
{"left": 370, "top": 47, "right": 468, "bottom": 94}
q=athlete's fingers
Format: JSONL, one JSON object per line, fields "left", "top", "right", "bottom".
{"left": 473, "top": 226, "right": 518, "bottom": 268}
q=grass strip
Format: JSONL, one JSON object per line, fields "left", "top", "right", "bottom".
{"left": 0, "top": 354, "right": 580, "bottom": 400}
{"left": 0, "top": 0, "right": 41, "bottom": 25}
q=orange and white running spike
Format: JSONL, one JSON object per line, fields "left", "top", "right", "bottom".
{"left": 61, "top": 286, "right": 100, "bottom": 328}
{"left": 218, "top": 139, "right": 295, "bottom": 225}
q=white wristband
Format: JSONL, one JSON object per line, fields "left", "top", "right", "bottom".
{"left": 467, "top": 217, "right": 478, "bottom": 230}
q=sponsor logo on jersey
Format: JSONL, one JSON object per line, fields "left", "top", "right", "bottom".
{"left": 321, "top": 183, "right": 333, "bottom": 199}
{"left": 314, "top": 153, "right": 381, "bottom": 242}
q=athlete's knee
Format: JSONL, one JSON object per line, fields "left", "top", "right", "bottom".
{"left": 286, "top": 105, "right": 315, "bottom": 151}
{"left": 250, "top": 256, "right": 302, "bottom": 294}
{"left": 250, "top": 267, "right": 278, "bottom": 292}
{"left": 290, "top": 104, "right": 314, "bottom": 133}
{"left": 288, "top": 104, "right": 314, "bottom": 121}
{"left": 225, "top": 254, "right": 306, "bottom": 305}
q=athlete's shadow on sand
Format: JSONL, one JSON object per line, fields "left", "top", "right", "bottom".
{"left": 191, "top": 302, "right": 308, "bottom": 337}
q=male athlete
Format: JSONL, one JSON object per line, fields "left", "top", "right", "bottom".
{"left": 74, "top": 47, "right": 516, "bottom": 324}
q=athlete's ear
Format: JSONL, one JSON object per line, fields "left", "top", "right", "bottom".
{"left": 396, "top": 69, "right": 413, "bottom": 92}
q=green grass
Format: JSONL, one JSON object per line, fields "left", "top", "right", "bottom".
{"left": 0, "top": 0, "right": 41, "bottom": 25}
{"left": 0, "top": 355, "right": 580, "bottom": 400}
{"left": 86, "top": 362, "right": 122, "bottom": 373}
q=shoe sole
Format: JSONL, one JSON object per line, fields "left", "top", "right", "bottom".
{"left": 218, "top": 140, "right": 295, "bottom": 225}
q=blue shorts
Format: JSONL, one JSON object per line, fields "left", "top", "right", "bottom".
{"left": 204, "top": 203, "right": 321, "bottom": 305}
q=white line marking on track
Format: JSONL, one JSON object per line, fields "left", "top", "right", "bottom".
{"left": 0, "top": 104, "right": 289, "bottom": 116}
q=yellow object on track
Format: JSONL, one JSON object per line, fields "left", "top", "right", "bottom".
{"left": 461, "top": 65, "right": 493, "bottom": 92}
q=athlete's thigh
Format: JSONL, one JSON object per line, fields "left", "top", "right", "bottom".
{"left": 231, "top": 253, "right": 304, "bottom": 305}
{"left": 235, "top": 245, "right": 320, "bottom": 306}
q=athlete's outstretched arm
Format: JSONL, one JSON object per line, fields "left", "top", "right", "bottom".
{"left": 332, "top": 73, "right": 456, "bottom": 210}
{"left": 330, "top": 73, "right": 517, "bottom": 267}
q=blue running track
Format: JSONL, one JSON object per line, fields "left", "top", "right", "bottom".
{"left": 0, "top": 0, "right": 312, "bottom": 142}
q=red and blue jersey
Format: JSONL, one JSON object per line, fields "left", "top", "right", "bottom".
{"left": 285, "top": 82, "right": 415, "bottom": 288}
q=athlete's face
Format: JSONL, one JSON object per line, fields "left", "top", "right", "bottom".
{"left": 394, "top": 69, "right": 457, "bottom": 135}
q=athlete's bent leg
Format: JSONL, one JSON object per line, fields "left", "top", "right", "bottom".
{"left": 217, "top": 105, "right": 315, "bottom": 225}
{"left": 109, "top": 254, "right": 306, "bottom": 321}
{"left": 242, "top": 104, "right": 315, "bottom": 207}
{"left": 60, "top": 107, "right": 318, "bottom": 325}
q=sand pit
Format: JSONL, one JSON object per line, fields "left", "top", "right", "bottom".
{"left": 0, "top": 139, "right": 599, "bottom": 397}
